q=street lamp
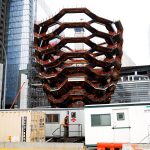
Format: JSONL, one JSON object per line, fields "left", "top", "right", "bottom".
{"left": 0, "top": 41, "right": 7, "bottom": 109}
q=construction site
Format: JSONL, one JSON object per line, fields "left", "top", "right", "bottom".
{"left": 0, "top": 0, "right": 150, "bottom": 150}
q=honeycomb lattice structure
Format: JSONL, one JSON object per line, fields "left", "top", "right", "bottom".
{"left": 34, "top": 8, "right": 123, "bottom": 108}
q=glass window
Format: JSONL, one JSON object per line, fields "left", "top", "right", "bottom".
{"left": 22, "top": 27, "right": 30, "bottom": 32}
{"left": 91, "top": 114, "right": 100, "bottom": 126}
{"left": 46, "top": 114, "right": 60, "bottom": 123}
{"left": 91, "top": 114, "right": 111, "bottom": 126}
{"left": 21, "top": 45, "right": 29, "bottom": 50}
{"left": 71, "top": 112, "right": 76, "bottom": 118}
{"left": 134, "top": 76, "right": 139, "bottom": 81}
{"left": 117, "top": 112, "right": 125, "bottom": 121}
{"left": 19, "top": 63, "right": 27, "bottom": 70}
{"left": 24, "top": 4, "right": 30, "bottom": 9}
{"left": 22, "top": 15, "right": 30, "bottom": 21}
{"left": 22, "top": 21, "right": 30, "bottom": 27}
{"left": 21, "top": 39, "right": 29, "bottom": 45}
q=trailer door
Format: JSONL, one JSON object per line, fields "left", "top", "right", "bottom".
{"left": 69, "top": 110, "right": 84, "bottom": 137}
{"left": 112, "top": 108, "right": 130, "bottom": 142}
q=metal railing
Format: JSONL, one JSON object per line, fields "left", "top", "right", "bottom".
{"left": 52, "top": 124, "right": 83, "bottom": 137}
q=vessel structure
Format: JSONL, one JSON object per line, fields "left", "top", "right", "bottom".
{"left": 34, "top": 8, "right": 123, "bottom": 107}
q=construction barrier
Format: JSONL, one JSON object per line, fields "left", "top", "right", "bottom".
{"left": 122, "top": 144, "right": 150, "bottom": 150}
{"left": 97, "top": 143, "right": 122, "bottom": 150}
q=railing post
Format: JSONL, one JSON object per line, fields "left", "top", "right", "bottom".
{"left": 60, "top": 124, "right": 61, "bottom": 136}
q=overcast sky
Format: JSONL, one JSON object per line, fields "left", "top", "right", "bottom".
{"left": 36, "top": 0, "right": 150, "bottom": 66}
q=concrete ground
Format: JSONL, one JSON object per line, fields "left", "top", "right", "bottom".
{"left": 0, "top": 142, "right": 85, "bottom": 150}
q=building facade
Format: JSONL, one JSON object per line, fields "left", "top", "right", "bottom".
{"left": 112, "top": 74, "right": 150, "bottom": 103}
{"left": 0, "top": 63, "right": 3, "bottom": 108}
{"left": 0, "top": 0, "right": 8, "bottom": 63}
{"left": 0, "top": 0, "right": 8, "bottom": 108}
{"left": 5, "top": 0, "right": 35, "bottom": 107}
{"left": 112, "top": 66, "right": 150, "bottom": 103}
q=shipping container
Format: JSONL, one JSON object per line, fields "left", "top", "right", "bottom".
{"left": 0, "top": 110, "right": 45, "bottom": 142}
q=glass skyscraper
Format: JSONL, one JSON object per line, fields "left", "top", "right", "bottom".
{"left": 5, "top": 0, "right": 35, "bottom": 106}
{"left": 0, "top": 0, "right": 8, "bottom": 108}
{"left": 0, "top": 0, "right": 8, "bottom": 63}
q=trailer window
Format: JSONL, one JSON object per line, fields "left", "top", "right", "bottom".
{"left": 91, "top": 114, "right": 111, "bottom": 126}
{"left": 71, "top": 112, "right": 76, "bottom": 118}
{"left": 46, "top": 114, "right": 59, "bottom": 123}
{"left": 117, "top": 112, "right": 125, "bottom": 121}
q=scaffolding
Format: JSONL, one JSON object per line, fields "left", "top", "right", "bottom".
{"left": 28, "top": 52, "right": 49, "bottom": 107}
{"left": 27, "top": 0, "right": 51, "bottom": 108}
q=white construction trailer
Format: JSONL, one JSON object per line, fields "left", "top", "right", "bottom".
{"left": 84, "top": 102, "right": 150, "bottom": 148}
{"left": 3, "top": 102, "right": 149, "bottom": 146}
{"left": 35, "top": 107, "right": 84, "bottom": 138}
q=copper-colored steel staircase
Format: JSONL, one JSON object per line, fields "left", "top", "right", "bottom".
{"left": 34, "top": 8, "right": 123, "bottom": 107}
